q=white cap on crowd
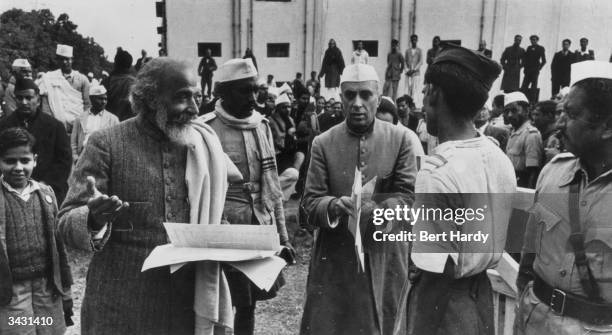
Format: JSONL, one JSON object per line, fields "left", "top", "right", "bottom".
{"left": 11, "top": 59, "right": 31, "bottom": 69}
{"left": 275, "top": 93, "right": 291, "bottom": 106}
{"left": 89, "top": 84, "right": 107, "bottom": 96}
{"left": 503, "top": 91, "right": 528, "bottom": 106}
{"left": 216, "top": 58, "right": 258, "bottom": 83}
{"left": 570, "top": 60, "right": 612, "bottom": 87}
{"left": 56, "top": 44, "right": 74, "bottom": 58}
{"left": 279, "top": 82, "right": 292, "bottom": 95}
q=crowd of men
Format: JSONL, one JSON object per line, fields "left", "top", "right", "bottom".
{"left": 0, "top": 31, "right": 611, "bottom": 335}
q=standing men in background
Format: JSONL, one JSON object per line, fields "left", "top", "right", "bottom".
{"left": 2, "top": 59, "right": 33, "bottom": 117}
{"left": 551, "top": 39, "right": 574, "bottom": 97}
{"left": 0, "top": 78, "right": 72, "bottom": 204}
{"left": 504, "top": 91, "right": 543, "bottom": 188}
{"left": 574, "top": 37, "right": 595, "bottom": 62}
{"left": 135, "top": 49, "right": 152, "bottom": 72}
{"left": 515, "top": 60, "right": 612, "bottom": 335}
{"left": 383, "top": 39, "right": 405, "bottom": 101}
{"left": 351, "top": 40, "right": 369, "bottom": 64}
{"left": 319, "top": 39, "right": 346, "bottom": 100}
{"left": 409, "top": 45, "right": 516, "bottom": 335}
{"left": 198, "top": 48, "right": 217, "bottom": 97}
{"left": 38, "top": 44, "right": 91, "bottom": 133}
{"left": 301, "top": 63, "right": 419, "bottom": 335}
{"left": 426, "top": 36, "right": 442, "bottom": 65}
{"left": 500, "top": 35, "right": 526, "bottom": 93}
{"left": 405, "top": 34, "right": 423, "bottom": 98}
{"left": 477, "top": 40, "right": 493, "bottom": 58}
{"left": 205, "top": 58, "right": 293, "bottom": 335}
{"left": 521, "top": 35, "right": 546, "bottom": 99}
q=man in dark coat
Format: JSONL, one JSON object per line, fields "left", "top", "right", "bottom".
{"left": 318, "top": 39, "right": 346, "bottom": 92}
{"left": 550, "top": 39, "right": 574, "bottom": 97}
{"left": 0, "top": 78, "right": 72, "bottom": 204}
{"left": 106, "top": 48, "right": 136, "bottom": 121}
{"left": 198, "top": 49, "right": 217, "bottom": 97}
{"left": 521, "top": 35, "right": 546, "bottom": 92}
{"left": 500, "top": 35, "right": 525, "bottom": 92}
{"left": 301, "top": 64, "right": 419, "bottom": 335}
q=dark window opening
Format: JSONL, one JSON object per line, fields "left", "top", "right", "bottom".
{"left": 198, "top": 43, "right": 222, "bottom": 57}
{"left": 352, "top": 40, "right": 379, "bottom": 57}
{"left": 267, "top": 43, "right": 290, "bottom": 57}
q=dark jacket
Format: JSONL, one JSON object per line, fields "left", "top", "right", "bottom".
{"left": 319, "top": 47, "right": 346, "bottom": 88}
{"left": 0, "top": 184, "right": 72, "bottom": 306}
{"left": 551, "top": 50, "right": 574, "bottom": 85}
{"left": 107, "top": 72, "right": 136, "bottom": 121}
{"left": 0, "top": 110, "right": 72, "bottom": 204}
{"left": 524, "top": 44, "right": 546, "bottom": 72}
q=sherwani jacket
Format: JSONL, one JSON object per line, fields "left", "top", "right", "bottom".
{"left": 300, "top": 120, "right": 419, "bottom": 335}
{"left": 58, "top": 114, "right": 197, "bottom": 334}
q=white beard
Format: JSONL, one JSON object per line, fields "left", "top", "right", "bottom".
{"left": 166, "top": 123, "right": 196, "bottom": 146}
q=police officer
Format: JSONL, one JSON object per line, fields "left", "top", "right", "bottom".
{"left": 515, "top": 60, "right": 612, "bottom": 334}
{"left": 504, "top": 91, "right": 543, "bottom": 188}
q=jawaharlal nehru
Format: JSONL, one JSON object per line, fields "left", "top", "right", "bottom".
{"left": 300, "top": 63, "right": 420, "bottom": 335}
{"left": 58, "top": 58, "right": 233, "bottom": 335}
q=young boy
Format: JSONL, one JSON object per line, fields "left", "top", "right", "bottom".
{"left": 0, "top": 127, "right": 72, "bottom": 335}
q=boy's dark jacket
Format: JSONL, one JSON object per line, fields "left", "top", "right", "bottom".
{"left": 0, "top": 183, "right": 73, "bottom": 305}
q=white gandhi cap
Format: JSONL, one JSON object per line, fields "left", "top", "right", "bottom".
{"left": 56, "top": 44, "right": 73, "bottom": 58}
{"left": 216, "top": 58, "right": 258, "bottom": 83}
{"left": 340, "top": 64, "right": 380, "bottom": 85}
{"left": 504, "top": 91, "right": 528, "bottom": 106}
{"left": 89, "top": 84, "right": 107, "bottom": 96}
{"left": 570, "top": 61, "right": 612, "bottom": 87}
{"left": 275, "top": 93, "right": 291, "bottom": 106}
{"left": 11, "top": 59, "right": 31, "bottom": 69}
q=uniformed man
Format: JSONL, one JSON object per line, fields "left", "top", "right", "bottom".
{"left": 203, "top": 58, "right": 293, "bottom": 335}
{"left": 408, "top": 44, "right": 517, "bottom": 335}
{"left": 515, "top": 60, "right": 612, "bottom": 335}
{"left": 504, "top": 91, "right": 543, "bottom": 188}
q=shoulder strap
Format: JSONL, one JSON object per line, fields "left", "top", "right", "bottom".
{"left": 568, "top": 181, "right": 602, "bottom": 301}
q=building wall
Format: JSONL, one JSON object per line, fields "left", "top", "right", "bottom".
{"left": 165, "top": 0, "right": 612, "bottom": 102}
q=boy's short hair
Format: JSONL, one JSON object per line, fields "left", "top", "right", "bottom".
{"left": 0, "top": 127, "right": 36, "bottom": 156}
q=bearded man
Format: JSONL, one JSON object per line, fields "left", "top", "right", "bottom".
{"left": 58, "top": 58, "right": 233, "bottom": 335}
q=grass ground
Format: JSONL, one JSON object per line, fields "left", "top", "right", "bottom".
{"left": 65, "top": 199, "right": 312, "bottom": 335}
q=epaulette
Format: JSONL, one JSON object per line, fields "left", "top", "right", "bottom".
{"left": 550, "top": 152, "right": 575, "bottom": 163}
{"left": 417, "top": 154, "right": 448, "bottom": 172}
{"left": 198, "top": 113, "right": 216, "bottom": 123}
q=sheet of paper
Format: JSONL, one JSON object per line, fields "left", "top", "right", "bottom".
{"left": 348, "top": 167, "right": 365, "bottom": 272}
{"left": 163, "top": 223, "right": 279, "bottom": 250}
{"left": 228, "top": 256, "right": 287, "bottom": 291}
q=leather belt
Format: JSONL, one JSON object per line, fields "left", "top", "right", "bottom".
{"left": 533, "top": 276, "right": 612, "bottom": 325}
{"left": 228, "top": 182, "right": 260, "bottom": 194}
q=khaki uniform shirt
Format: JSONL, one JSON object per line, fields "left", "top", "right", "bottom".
{"left": 506, "top": 121, "right": 543, "bottom": 171}
{"left": 523, "top": 153, "right": 612, "bottom": 302}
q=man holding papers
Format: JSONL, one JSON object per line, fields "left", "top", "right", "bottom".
{"left": 58, "top": 58, "right": 232, "bottom": 335}
{"left": 300, "top": 63, "right": 420, "bottom": 335}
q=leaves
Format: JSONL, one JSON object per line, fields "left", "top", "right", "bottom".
{"left": 0, "top": 8, "right": 111, "bottom": 81}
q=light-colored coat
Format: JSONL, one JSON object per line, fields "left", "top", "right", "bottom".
{"left": 70, "top": 110, "right": 119, "bottom": 160}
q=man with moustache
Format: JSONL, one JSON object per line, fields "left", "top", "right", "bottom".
{"left": 58, "top": 58, "right": 233, "bottom": 334}
{"left": 515, "top": 61, "right": 612, "bottom": 334}
{"left": 300, "top": 64, "right": 419, "bottom": 335}
{"left": 204, "top": 58, "right": 292, "bottom": 335}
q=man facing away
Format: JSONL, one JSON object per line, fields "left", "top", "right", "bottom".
{"left": 409, "top": 44, "right": 517, "bottom": 335}
{"left": 301, "top": 63, "right": 420, "bottom": 335}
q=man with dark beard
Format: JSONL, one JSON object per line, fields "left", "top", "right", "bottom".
{"left": 204, "top": 58, "right": 293, "bottom": 335}
{"left": 58, "top": 58, "right": 234, "bottom": 334}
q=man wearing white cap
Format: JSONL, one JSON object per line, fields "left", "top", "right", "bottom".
{"left": 38, "top": 44, "right": 91, "bottom": 133}
{"left": 202, "top": 58, "right": 293, "bottom": 335}
{"left": 2, "top": 58, "right": 33, "bottom": 117}
{"left": 300, "top": 63, "right": 419, "bottom": 335}
{"left": 515, "top": 61, "right": 612, "bottom": 334}
{"left": 70, "top": 84, "right": 119, "bottom": 161}
{"left": 504, "top": 91, "right": 543, "bottom": 188}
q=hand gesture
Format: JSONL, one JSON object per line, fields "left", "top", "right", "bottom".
{"left": 328, "top": 196, "right": 354, "bottom": 221}
{"left": 86, "top": 176, "right": 129, "bottom": 230}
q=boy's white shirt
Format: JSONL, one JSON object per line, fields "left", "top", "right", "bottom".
{"left": 0, "top": 176, "right": 40, "bottom": 202}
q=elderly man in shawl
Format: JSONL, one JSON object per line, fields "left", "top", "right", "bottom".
{"left": 203, "top": 58, "right": 294, "bottom": 335}
{"left": 58, "top": 58, "right": 234, "bottom": 335}
{"left": 300, "top": 63, "right": 420, "bottom": 335}
{"left": 38, "top": 44, "right": 91, "bottom": 133}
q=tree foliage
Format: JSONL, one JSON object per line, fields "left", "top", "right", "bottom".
{"left": 0, "top": 8, "right": 112, "bottom": 81}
